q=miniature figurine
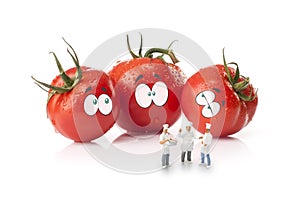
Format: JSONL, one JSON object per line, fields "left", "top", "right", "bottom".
{"left": 159, "top": 124, "right": 177, "bottom": 168}
{"left": 178, "top": 121, "right": 202, "bottom": 163}
{"left": 199, "top": 123, "right": 213, "bottom": 168}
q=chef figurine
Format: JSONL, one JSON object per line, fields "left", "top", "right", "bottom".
{"left": 159, "top": 124, "right": 176, "bottom": 168}
{"left": 178, "top": 121, "right": 202, "bottom": 163}
{"left": 199, "top": 123, "right": 213, "bottom": 168}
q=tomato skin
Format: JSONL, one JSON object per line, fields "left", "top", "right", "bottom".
{"left": 109, "top": 58, "right": 185, "bottom": 135}
{"left": 47, "top": 66, "right": 118, "bottom": 142}
{"left": 181, "top": 65, "right": 258, "bottom": 137}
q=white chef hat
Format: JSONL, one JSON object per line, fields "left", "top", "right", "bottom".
{"left": 163, "top": 124, "right": 169, "bottom": 130}
{"left": 205, "top": 123, "right": 211, "bottom": 130}
{"left": 186, "top": 121, "right": 193, "bottom": 127}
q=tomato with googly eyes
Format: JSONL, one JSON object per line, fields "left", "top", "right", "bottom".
{"left": 108, "top": 35, "right": 186, "bottom": 135}
{"left": 181, "top": 49, "right": 258, "bottom": 137}
{"left": 32, "top": 39, "right": 119, "bottom": 142}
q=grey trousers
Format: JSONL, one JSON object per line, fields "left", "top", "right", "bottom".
{"left": 162, "top": 154, "right": 170, "bottom": 166}
{"left": 181, "top": 151, "right": 192, "bottom": 162}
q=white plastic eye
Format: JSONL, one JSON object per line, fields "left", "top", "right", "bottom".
{"left": 135, "top": 84, "right": 152, "bottom": 108}
{"left": 201, "top": 102, "right": 220, "bottom": 118}
{"left": 196, "top": 90, "right": 220, "bottom": 118}
{"left": 84, "top": 94, "right": 98, "bottom": 116}
{"left": 196, "top": 90, "right": 216, "bottom": 105}
{"left": 98, "top": 94, "right": 113, "bottom": 115}
{"left": 152, "top": 81, "right": 169, "bottom": 106}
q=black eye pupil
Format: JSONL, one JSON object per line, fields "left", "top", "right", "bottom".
{"left": 105, "top": 98, "right": 109, "bottom": 104}
{"left": 93, "top": 99, "right": 97, "bottom": 105}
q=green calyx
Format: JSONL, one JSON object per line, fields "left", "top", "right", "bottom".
{"left": 31, "top": 38, "right": 82, "bottom": 102}
{"left": 222, "top": 48, "right": 257, "bottom": 101}
{"left": 126, "top": 33, "right": 179, "bottom": 64}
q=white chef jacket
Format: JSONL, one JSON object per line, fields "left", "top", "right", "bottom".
{"left": 178, "top": 129, "right": 198, "bottom": 152}
{"left": 160, "top": 132, "right": 171, "bottom": 155}
{"left": 200, "top": 132, "right": 213, "bottom": 154}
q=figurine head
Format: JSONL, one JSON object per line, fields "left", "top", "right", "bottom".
{"left": 205, "top": 123, "right": 211, "bottom": 133}
{"left": 185, "top": 121, "right": 193, "bottom": 132}
{"left": 163, "top": 123, "right": 169, "bottom": 133}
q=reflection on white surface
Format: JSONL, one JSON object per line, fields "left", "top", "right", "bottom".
{"left": 195, "top": 137, "right": 250, "bottom": 166}
{"left": 55, "top": 142, "right": 98, "bottom": 165}
{"left": 113, "top": 134, "right": 162, "bottom": 154}
{"left": 158, "top": 136, "right": 250, "bottom": 174}
{"left": 55, "top": 134, "right": 249, "bottom": 174}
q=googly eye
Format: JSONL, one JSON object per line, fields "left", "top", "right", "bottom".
{"left": 196, "top": 90, "right": 216, "bottom": 106}
{"left": 195, "top": 90, "right": 221, "bottom": 118}
{"left": 201, "top": 102, "right": 220, "bottom": 118}
{"left": 152, "top": 81, "right": 169, "bottom": 106}
{"left": 98, "top": 94, "right": 113, "bottom": 115}
{"left": 84, "top": 94, "right": 98, "bottom": 116}
{"left": 135, "top": 83, "right": 152, "bottom": 108}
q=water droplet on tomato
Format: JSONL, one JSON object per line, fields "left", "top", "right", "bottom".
{"left": 89, "top": 79, "right": 97, "bottom": 84}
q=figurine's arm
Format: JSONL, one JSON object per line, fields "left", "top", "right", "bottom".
{"left": 167, "top": 133, "right": 177, "bottom": 142}
{"left": 178, "top": 128, "right": 185, "bottom": 137}
{"left": 193, "top": 131, "right": 203, "bottom": 139}
{"left": 159, "top": 139, "right": 169, "bottom": 144}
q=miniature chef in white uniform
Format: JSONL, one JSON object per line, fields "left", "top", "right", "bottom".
{"left": 178, "top": 121, "right": 201, "bottom": 162}
{"left": 200, "top": 123, "right": 213, "bottom": 168}
{"left": 159, "top": 124, "right": 176, "bottom": 168}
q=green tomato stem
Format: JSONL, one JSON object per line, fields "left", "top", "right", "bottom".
{"left": 32, "top": 38, "right": 83, "bottom": 103}
{"left": 144, "top": 48, "right": 179, "bottom": 64}
{"left": 126, "top": 34, "right": 139, "bottom": 59}
{"left": 233, "top": 78, "right": 249, "bottom": 92}
{"left": 222, "top": 48, "right": 257, "bottom": 102}
{"left": 49, "top": 52, "right": 74, "bottom": 87}
{"left": 222, "top": 48, "right": 234, "bottom": 85}
{"left": 126, "top": 34, "right": 180, "bottom": 64}
{"left": 138, "top": 33, "right": 143, "bottom": 57}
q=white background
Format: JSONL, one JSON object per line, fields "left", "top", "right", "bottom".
{"left": 1, "top": 0, "right": 299, "bottom": 199}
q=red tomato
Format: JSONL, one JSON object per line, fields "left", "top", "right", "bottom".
{"left": 181, "top": 49, "right": 258, "bottom": 137}
{"left": 108, "top": 36, "right": 186, "bottom": 135}
{"left": 109, "top": 58, "right": 184, "bottom": 134}
{"left": 32, "top": 39, "right": 118, "bottom": 142}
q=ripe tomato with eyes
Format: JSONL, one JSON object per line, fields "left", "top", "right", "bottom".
{"left": 108, "top": 35, "right": 186, "bottom": 135}
{"left": 181, "top": 49, "right": 258, "bottom": 137}
{"left": 32, "top": 39, "right": 119, "bottom": 142}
